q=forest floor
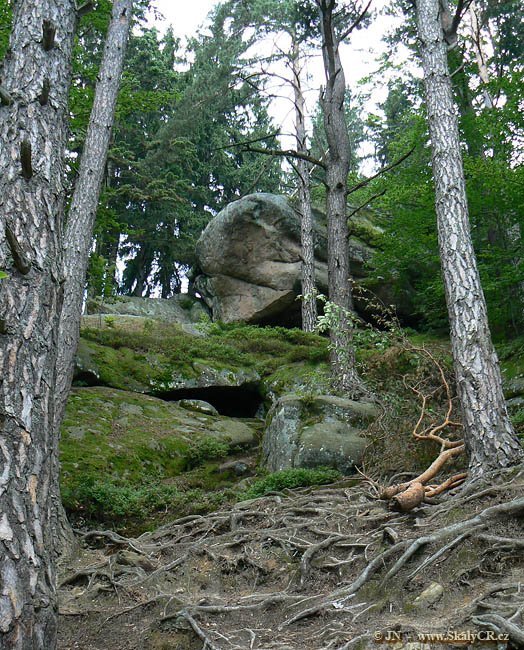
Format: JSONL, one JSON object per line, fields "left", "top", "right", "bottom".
{"left": 57, "top": 465, "right": 524, "bottom": 650}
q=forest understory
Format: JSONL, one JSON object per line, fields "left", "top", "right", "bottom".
{"left": 57, "top": 464, "right": 524, "bottom": 650}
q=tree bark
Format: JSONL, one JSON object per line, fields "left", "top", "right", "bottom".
{"left": 416, "top": 0, "right": 524, "bottom": 477}
{"left": 291, "top": 37, "right": 317, "bottom": 333}
{"left": 0, "top": 1, "right": 76, "bottom": 647}
{"left": 50, "top": 0, "right": 133, "bottom": 561}
{"left": 317, "top": 0, "right": 363, "bottom": 395}
{"left": 54, "top": 0, "right": 133, "bottom": 430}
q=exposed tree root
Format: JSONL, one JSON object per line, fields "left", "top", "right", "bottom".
{"left": 472, "top": 613, "right": 524, "bottom": 647}
{"left": 58, "top": 468, "right": 524, "bottom": 650}
{"left": 179, "top": 610, "right": 223, "bottom": 650}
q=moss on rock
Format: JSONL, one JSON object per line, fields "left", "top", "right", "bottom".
{"left": 75, "top": 319, "right": 329, "bottom": 397}
{"left": 60, "top": 386, "right": 261, "bottom": 533}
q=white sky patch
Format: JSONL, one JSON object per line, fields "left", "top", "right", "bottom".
{"left": 149, "top": 0, "right": 415, "bottom": 168}
{"left": 148, "top": 0, "right": 214, "bottom": 40}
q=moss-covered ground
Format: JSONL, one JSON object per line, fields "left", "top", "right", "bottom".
{"left": 62, "top": 319, "right": 524, "bottom": 534}
{"left": 76, "top": 319, "right": 330, "bottom": 395}
{"left": 60, "top": 386, "right": 264, "bottom": 534}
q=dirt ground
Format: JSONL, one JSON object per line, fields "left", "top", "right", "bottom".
{"left": 57, "top": 466, "right": 524, "bottom": 650}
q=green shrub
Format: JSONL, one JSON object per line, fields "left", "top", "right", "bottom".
{"left": 142, "top": 318, "right": 155, "bottom": 334}
{"left": 62, "top": 477, "right": 232, "bottom": 532}
{"left": 240, "top": 467, "right": 341, "bottom": 500}
{"left": 178, "top": 295, "right": 196, "bottom": 310}
{"left": 284, "top": 344, "right": 329, "bottom": 364}
{"left": 184, "top": 437, "right": 230, "bottom": 469}
{"left": 65, "top": 478, "right": 146, "bottom": 519}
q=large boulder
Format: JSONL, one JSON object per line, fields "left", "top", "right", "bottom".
{"left": 262, "top": 394, "right": 378, "bottom": 474}
{"left": 194, "top": 193, "right": 374, "bottom": 325}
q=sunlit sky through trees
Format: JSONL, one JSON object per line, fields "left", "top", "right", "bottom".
{"left": 150, "top": 0, "right": 414, "bottom": 171}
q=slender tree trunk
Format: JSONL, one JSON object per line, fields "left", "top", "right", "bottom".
{"left": 131, "top": 250, "right": 151, "bottom": 297}
{"left": 317, "top": 0, "right": 362, "bottom": 395}
{"left": 54, "top": 0, "right": 133, "bottom": 430}
{"left": 95, "top": 159, "right": 121, "bottom": 297}
{"left": 467, "top": 2, "right": 494, "bottom": 109}
{"left": 291, "top": 37, "right": 317, "bottom": 332}
{"left": 0, "top": 1, "right": 76, "bottom": 647}
{"left": 416, "top": 0, "right": 524, "bottom": 477}
{"left": 50, "top": 0, "right": 133, "bottom": 559}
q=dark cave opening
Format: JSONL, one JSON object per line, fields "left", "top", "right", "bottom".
{"left": 73, "top": 371, "right": 103, "bottom": 387}
{"left": 156, "top": 384, "right": 264, "bottom": 418}
{"left": 72, "top": 370, "right": 264, "bottom": 418}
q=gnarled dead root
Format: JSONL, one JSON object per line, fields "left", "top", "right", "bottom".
{"left": 380, "top": 345, "right": 469, "bottom": 511}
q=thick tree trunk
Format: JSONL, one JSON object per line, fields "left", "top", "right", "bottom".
{"left": 54, "top": 0, "right": 133, "bottom": 430}
{"left": 0, "top": 1, "right": 76, "bottom": 647}
{"left": 317, "top": 0, "right": 362, "bottom": 395}
{"left": 291, "top": 38, "right": 317, "bottom": 333}
{"left": 416, "top": 0, "right": 524, "bottom": 477}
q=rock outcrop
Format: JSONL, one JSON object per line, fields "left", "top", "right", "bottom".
{"left": 74, "top": 335, "right": 261, "bottom": 400}
{"left": 262, "top": 394, "right": 378, "bottom": 474}
{"left": 193, "top": 193, "right": 376, "bottom": 325}
{"left": 85, "top": 294, "right": 207, "bottom": 331}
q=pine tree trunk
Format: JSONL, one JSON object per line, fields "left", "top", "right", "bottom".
{"left": 0, "top": 1, "right": 76, "bottom": 647}
{"left": 416, "top": 0, "right": 524, "bottom": 477}
{"left": 317, "top": 0, "right": 362, "bottom": 395}
{"left": 291, "top": 38, "right": 317, "bottom": 333}
{"left": 54, "top": 0, "right": 133, "bottom": 431}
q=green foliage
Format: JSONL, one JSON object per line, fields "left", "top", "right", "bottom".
{"left": 80, "top": 320, "right": 329, "bottom": 384}
{"left": 315, "top": 293, "right": 360, "bottom": 334}
{"left": 185, "top": 437, "right": 230, "bottom": 470}
{"left": 363, "top": 54, "right": 524, "bottom": 336}
{"left": 108, "top": 4, "right": 283, "bottom": 298}
{"left": 0, "top": 0, "right": 11, "bottom": 62}
{"left": 240, "top": 467, "right": 341, "bottom": 500}
{"left": 59, "top": 386, "right": 247, "bottom": 533}
{"left": 142, "top": 318, "right": 154, "bottom": 335}
{"left": 86, "top": 253, "right": 117, "bottom": 299}
{"left": 0, "top": 270, "right": 8, "bottom": 280}
{"left": 62, "top": 477, "right": 229, "bottom": 530}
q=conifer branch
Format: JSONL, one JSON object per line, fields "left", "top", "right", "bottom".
{"left": 243, "top": 145, "right": 326, "bottom": 170}
{"left": 339, "top": 0, "right": 372, "bottom": 42}
{"left": 347, "top": 189, "right": 386, "bottom": 218}
{"left": 347, "top": 147, "right": 414, "bottom": 196}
